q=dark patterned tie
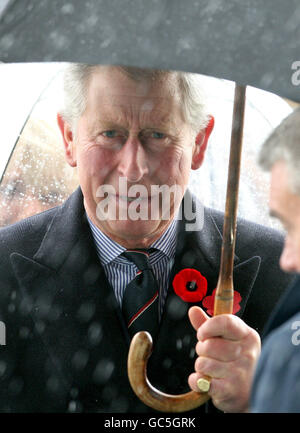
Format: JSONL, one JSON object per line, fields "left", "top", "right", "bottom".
{"left": 122, "top": 249, "right": 159, "bottom": 338}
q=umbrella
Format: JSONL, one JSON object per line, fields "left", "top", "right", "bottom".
{"left": 0, "top": 0, "right": 299, "bottom": 102}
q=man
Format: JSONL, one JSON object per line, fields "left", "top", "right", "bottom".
{"left": 0, "top": 64, "right": 292, "bottom": 413}
{"left": 250, "top": 107, "right": 300, "bottom": 412}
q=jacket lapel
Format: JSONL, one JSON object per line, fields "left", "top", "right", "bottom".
{"left": 10, "top": 189, "right": 130, "bottom": 400}
{"left": 161, "top": 198, "right": 262, "bottom": 322}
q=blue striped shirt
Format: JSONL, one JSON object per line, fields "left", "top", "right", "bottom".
{"left": 87, "top": 216, "right": 178, "bottom": 317}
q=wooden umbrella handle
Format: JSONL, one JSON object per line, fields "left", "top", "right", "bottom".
{"left": 127, "top": 84, "right": 246, "bottom": 412}
{"left": 127, "top": 331, "right": 210, "bottom": 412}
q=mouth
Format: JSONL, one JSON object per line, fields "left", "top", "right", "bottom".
{"left": 115, "top": 194, "right": 153, "bottom": 203}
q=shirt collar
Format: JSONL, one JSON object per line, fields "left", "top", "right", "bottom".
{"left": 87, "top": 215, "right": 178, "bottom": 266}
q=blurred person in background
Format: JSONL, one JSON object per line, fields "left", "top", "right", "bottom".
{"left": 250, "top": 107, "right": 300, "bottom": 412}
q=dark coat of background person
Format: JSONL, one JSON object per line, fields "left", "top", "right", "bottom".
{"left": 0, "top": 188, "right": 293, "bottom": 413}
{"left": 250, "top": 276, "right": 300, "bottom": 413}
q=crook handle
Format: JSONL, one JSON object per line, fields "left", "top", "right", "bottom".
{"left": 127, "top": 331, "right": 210, "bottom": 412}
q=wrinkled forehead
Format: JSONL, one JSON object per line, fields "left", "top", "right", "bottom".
{"left": 85, "top": 67, "right": 183, "bottom": 118}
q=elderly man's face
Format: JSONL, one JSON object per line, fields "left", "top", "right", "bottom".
{"left": 59, "top": 67, "right": 213, "bottom": 248}
{"left": 270, "top": 160, "right": 300, "bottom": 273}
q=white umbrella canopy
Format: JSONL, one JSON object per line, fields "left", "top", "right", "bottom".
{"left": 0, "top": 0, "right": 300, "bottom": 102}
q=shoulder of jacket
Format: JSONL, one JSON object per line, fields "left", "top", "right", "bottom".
{"left": 0, "top": 206, "right": 59, "bottom": 257}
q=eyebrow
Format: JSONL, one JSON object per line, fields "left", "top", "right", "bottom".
{"left": 269, "top": 210, "right": 280, "bottom": 219}
{"left": 93, "top": 116, "right": 178, "bottom": 134}
{"left": 269, "top": 210, "right": 290, "bottom": 228}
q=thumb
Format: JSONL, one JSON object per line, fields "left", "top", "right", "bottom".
{"left": 188, "top": 306, "right": 210, "bottom": 331}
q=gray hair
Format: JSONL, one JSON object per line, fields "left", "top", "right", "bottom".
{"left": 258, "top": 106, "right": 300, "bottom": 194}
{"left": 60, "top": 63, "right": 210, "bottom": 133}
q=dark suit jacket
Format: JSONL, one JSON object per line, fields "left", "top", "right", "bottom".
{"left": 0, "top": 188, "right": 293, "bottom": 413}
{"left": 250, "top": 276, "right": 300, "bottom": 412}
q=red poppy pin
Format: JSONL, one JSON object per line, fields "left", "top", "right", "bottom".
{"left": 172, "top": 268, "right": 208, "bottom": 302}
{"left": 202, "top": 288, "right": 242, "bottom": 316}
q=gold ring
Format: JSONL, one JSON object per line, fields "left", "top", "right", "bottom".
{"left": 197, "top": 377, "right": 211, "bottom": 393}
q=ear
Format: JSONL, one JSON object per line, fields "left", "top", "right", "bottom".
{"left": 57, "top": 113, "right": 77, "bottom": 167}
{"left": 191, "top": 115, "right": 214, "bottom": 170}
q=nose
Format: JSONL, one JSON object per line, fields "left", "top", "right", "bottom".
{"left": 117, "top": 136, "right": 149, "bottom": 182}
{"left": 279, "top": 236, "right": 298, "bottom": 273}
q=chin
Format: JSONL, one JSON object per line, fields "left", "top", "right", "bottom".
{"left": 108, "top": 219, "right": 165, "bottom": 244}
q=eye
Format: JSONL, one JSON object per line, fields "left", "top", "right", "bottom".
{"left": 103, "top": 130, "right": 117, "bottom": 138}
{"left": 151, "top": 131, "right": 165, "bottom": 139}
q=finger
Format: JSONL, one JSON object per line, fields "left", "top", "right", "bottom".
{"left": 197, "top": 314, "right": 251, "bottom": 341}
{"left": 189, "top": 372, "right": 233, "bottom": 401}
{"left": 194, "top": 356, "right": 233, "bottom": 379}
{"left": 188, "top": 306, "right": 209, "bottom": 331}
{"left": 209, "top": 377, "right": 234, "bottom": 407}
{"left": 195, "top": 338, "right": 242, "bottom": 361}
{"left": 188, "top": 371, "right": 214, "bottom": 395}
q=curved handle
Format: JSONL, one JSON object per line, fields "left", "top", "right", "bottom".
{"left": 127, "top": 331, "right": 210, "bottom": 412}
